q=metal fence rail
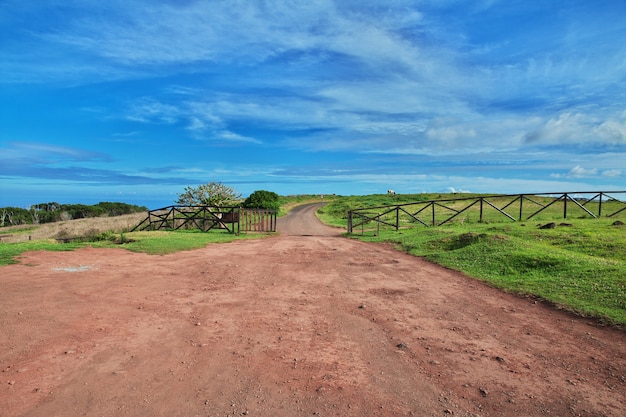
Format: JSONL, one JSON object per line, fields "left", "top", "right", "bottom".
{"left": 347, "top": 191, "right": 626, "bottom": 234}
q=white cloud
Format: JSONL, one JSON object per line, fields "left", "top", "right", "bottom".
{"left": 217, "top": 131, "right": 262, "bottom": 145}
{"left": 1, "top": 142, "right": 108, "bottom": 162}
{"left": 126, "top": 98, "right": 180, "bottom": 124}
{"left": 35, "top": 2, "right": 341, "bottom": 67}
{"left": 569, "top": 166, "right": 598, "bottom": 177}
{"left": 551, "top": 165, "right": 599, "bottom": 178}
{"left": 597, "top": 111, "right": 626, "bottom": 144}
{"left": 125, "top": 96, "right": 263, "bottom": 144}
{"left": 186, "top": 117, "right": 207, "bottom": 132}
{"left": 602, "top": 169, "right": 622, "bottom": 177}
{"left": 525, "top": 111, "right": 626, "bottom": 147}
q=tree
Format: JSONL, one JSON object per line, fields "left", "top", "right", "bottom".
{"left": 0, "top": 201, "right": 147, "bottom": 227}
{"left": 176, "top": 182, "right": 241, "bottom": 208}
{"left": 1, "top": 208, "right": 9, "bottom": 227}
{"left": 95, "top": 202, "right": 148, "bottom": 216}
{"left": 30, "top": 202, "right": 61, "bottom": 223}
{"left": 0, "top": 207, "right": 29, "bottom": 226}
{"left": 243, "top": 190, "right": 280, "bottom": 210}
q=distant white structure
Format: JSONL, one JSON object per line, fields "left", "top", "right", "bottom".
{"left": 387, "top": 190, "right": 396, "bottom": 195}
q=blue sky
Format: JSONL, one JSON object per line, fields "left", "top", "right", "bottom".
{"left": 1, "top": 0, "right": 625, "bottom": 208}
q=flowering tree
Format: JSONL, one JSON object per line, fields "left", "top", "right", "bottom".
{"left": 175, "top": 182, "right": 241, "bottom": 209}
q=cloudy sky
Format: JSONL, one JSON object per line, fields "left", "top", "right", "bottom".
{"left": 1, "top": 0, "right": 625, "bottom": 208}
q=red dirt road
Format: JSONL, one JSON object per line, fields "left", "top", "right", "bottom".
{"left": 1, "top": 204, "right": 625, "bottom": 416}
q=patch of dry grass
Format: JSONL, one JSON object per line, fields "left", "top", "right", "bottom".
{"left": 0, "top": 212, "right": 147, "bottom": 243}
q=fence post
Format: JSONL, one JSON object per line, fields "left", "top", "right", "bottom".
{"left": 431, "top": 202, "right": 435, "bottom": 226}
{"left": 348, "top": 211, "right": 353, "bottom": 234}
{"left": 237, "top": 207, "right": 241, "bottom": 235}
{"left": 396, "top": 207, "right": 399, "bottom": 231}
{"left": 563, "top": 193, "right": 568, "bottom": 219}
{"left": 598, "top": 193, "right": 603, "bottom": 217}
{"left": 479, "top": 197, "right": 484, "bottom": 223}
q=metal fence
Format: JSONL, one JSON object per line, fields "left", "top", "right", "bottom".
{"left": 131, "top": 206, "right": 276, "bottom": 234}
{"left": 348, "top": 191, "right": 626, "bottom": 234}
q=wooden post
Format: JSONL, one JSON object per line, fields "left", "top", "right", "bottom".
{"left": 396, "top": 207, "right": 399, "bottom": 231}
{"left": 348, "top": 211, "right": 352, "bottom": 234}
{"left": 431, "top": 203, "right": 435, "bottom": 226}
{"left": 479, "top": 197, "right": 484, "bottom": 223}
{"left": 236, "top": 207, "right": 240, "bottom": 235}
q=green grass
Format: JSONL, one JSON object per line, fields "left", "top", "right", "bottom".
{"left": 99, "top": 230, "right": 266, "bottom": 254}
{"left": 0, "top": 229, "right": 266, "bottom": 265}
{"left": 0, "top": 240, "right": 82, "bottom": 265}
{"left": 317, "top": 193, "right": 434, "bottom": 227}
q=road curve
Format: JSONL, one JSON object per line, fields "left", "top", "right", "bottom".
{"left": 276, "top": 202, "right": 343, "bottom": 236}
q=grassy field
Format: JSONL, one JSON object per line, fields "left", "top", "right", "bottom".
{"left": 319, "top": 194, "right": 626, "bottom": 327}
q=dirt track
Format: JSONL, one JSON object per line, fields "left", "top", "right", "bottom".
{"left": 1, "top": 203, "right": 625, "bottom": 417}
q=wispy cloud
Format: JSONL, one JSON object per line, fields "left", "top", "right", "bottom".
{"left": 525, "top": 111, "right": 626, "bottom": 147}
{"left": 0, "top": 142, "right": 195, "bottom": 185}
{"left": 1, "top": 1, "right": 625, "bottom": 206}
{"left": 1, "top": 142, "right": 111, "bottom": 164}
{"left": 550, "top": 165, "right": 625, "bottom": 180}
{"left": 602, "top": 169, "right": 622, "bottom": 178}
{"left": 126, "top": 98, "right": 180, "bottom": 124}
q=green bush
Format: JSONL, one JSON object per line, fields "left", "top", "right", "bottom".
{"left": 243, "top": 190, "right": 280, "bottom": 210}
